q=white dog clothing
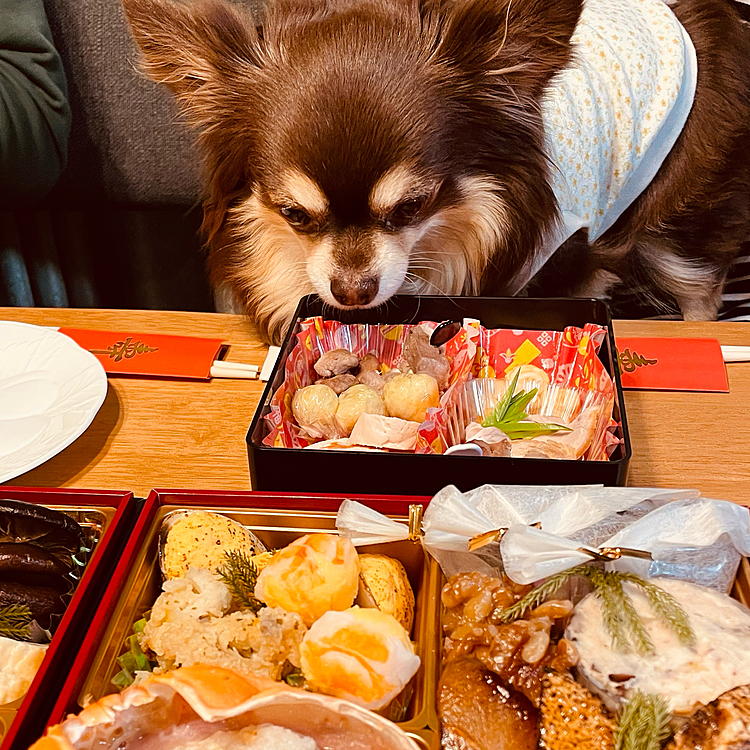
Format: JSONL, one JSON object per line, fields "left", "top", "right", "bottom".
{"left": 517, "top": 0, "right": 697, "bottom": 290}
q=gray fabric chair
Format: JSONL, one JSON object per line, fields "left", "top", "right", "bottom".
{"left": 1, "top": 0, "right": 260, "bottom": 310}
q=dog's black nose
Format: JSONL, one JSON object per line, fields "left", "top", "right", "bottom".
{"left": 330, "top": 276, "right": 379, "bottom": 306}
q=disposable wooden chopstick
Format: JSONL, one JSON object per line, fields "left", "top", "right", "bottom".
{"left": 721, "top": 345, "right": 750, "bottom": 363}
{"left": 210, "top": 360, "right": 260, "bottom": 379}
{"left": 213, "top": 359, "right": 259, "bottom": 372}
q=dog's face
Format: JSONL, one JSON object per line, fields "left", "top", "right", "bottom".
{"left": 237, "top": 17, "right": 460, "bottom": 312}
{"left": 123, "top": 0, "right": 581, "bottom": 342}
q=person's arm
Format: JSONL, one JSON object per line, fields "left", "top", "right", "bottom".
{"left": 0, "top": 0, "right": 71, "bottom": 203}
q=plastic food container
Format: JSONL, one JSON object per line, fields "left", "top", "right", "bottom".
{"left": 0, "top": 487, "right": 136, "bottom": 750}
{"left": 247, "top": 295, "right": 631, "bottom": 495}
{"left": 48, "top": 489, "right": 438, "bottom": 750}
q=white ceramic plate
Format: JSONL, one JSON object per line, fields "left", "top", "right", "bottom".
{"left": 0, "top": 321, "right": 108, "bottom": 483}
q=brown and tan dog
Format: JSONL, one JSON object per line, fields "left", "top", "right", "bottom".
{"left": 122, "top": 0, "right": 750, "bottom": 343}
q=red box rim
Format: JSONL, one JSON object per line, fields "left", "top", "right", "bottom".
{"left": 48, "top": 489, "right": 431, "bottom": 731}
{"left": 1, "top": 487, "right": 135, "bottom": 750}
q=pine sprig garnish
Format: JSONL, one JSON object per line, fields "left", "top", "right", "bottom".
{"left": 586, "top": 567, "right": 632, "bottom": 653}
{"left": 615, "top": 577, "right": 654, "bottom": 656}
{"left": 493, "top": 563, "right": 592, "bottom": 622}
{"left": 494, "top": 565, "right": 694, "bottom": 656}
{"left": 481, "top": 369, "right": 571, "bottom": 439}
{"left": 614, "top": 692, "right": 672, "bottom": 750}
{"left": 619, "top": 573, "right": 696, "bottom": 648}
{"left": 0, "top": 604, "right": 33, "bottom": 641}
{"left": 217, "top": 550, "right": 265, "bottom": 614}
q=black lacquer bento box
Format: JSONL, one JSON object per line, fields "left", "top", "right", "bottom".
{"left": 0, "top": 487, "right": 136, "bottom": 750}
{"left": 247, "top": 295, "right": 632, "bottom": 495}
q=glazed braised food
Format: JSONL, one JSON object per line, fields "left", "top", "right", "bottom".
{"left": 438, "top": 570, "right": 580, "bottom": 750}
{"left": 440, "top": 572, "right": 577, "bottom": 708}
{"left": 439, "top": 567, "right": 750, "bottom": 750}
{"left": 0, "top": 500, "right": 86, "bottom": 705}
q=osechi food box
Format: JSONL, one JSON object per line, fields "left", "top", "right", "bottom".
{"left": 33, "top": 486, "right": 750, "bottom": 750}
{"left": 247, "top": 296, "right": 631, "bottom": 494}
{"left": 338, "top": 485, "right": 750, "bottom": 750}
{"left": 265, "top": 317, "right": 616, "bottom": 459}
{"left": 0, "top": 488, "right": 135, "bottom": 750}
{"left": 36, "top": 490, "right": 439, "bottom": 750}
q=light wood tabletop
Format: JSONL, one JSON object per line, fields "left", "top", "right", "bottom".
{"left": 1, "top": 308, "right": 748, "bottom": 501}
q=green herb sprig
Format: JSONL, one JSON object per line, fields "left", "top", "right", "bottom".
{"left": 495, "top": 565, "right": 694, "bottom": 656}
{"left": 614, "top": 692, "right": 672, "bottom": 750}
{"left": 481, "top": 369, "right": 571, "bottom": 439}
{"left": 217, "top": 549, "right": 265, "bottom": 614}
{"left": 619, "top": 572, "right": 695, "bottom": 648}
{"left": 0, "top": 604, "right": 33, "bottom": 641}
{"left": 494, "top": 563, "right": 593, "bottom": 623}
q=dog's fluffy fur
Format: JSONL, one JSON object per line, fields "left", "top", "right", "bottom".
{"left": 123, "top": 0, "right": 750, "bottom": 343}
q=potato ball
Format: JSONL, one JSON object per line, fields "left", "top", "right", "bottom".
{"left": 335, "top": 384, "right": 386, "bottom": 435}
{"left": 383, "top": 373, "right": 440, "bottom": 423}
{"left": 292, "top": 384, "right": 339, "bottom": 439}
{"left": 255, "top": 533, "right": 360, "bottom": 627}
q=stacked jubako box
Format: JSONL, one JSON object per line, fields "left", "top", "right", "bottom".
{"left": 247, "top": 296, "right": 631, "bottom": 495}
{"left": 0, "top": 488, "right": 136, "bottom": 750}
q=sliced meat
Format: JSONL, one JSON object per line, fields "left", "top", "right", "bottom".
{"left": 314, "top": 349, "right": 359, "bottom": 378}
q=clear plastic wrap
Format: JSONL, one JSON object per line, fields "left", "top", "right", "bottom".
{"left": 335, "top": 485, "right": 750, "bottom": 593}
{"left": 601, "top": 498, "right": 750, "bottom": 591}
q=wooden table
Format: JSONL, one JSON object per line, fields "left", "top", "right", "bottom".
{"left": 1, "top": 308, "right": 748, "bottom": 500}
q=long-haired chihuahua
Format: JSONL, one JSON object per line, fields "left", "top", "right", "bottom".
{"left": 123, "top": 0, "right": 750, "bottom": 343}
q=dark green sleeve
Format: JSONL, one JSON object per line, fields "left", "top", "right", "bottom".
{"left": 0, "top": 0, "right": 71, "bottom": 203}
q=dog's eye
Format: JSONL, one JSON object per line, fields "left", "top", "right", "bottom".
{"left": 386, "top": 198, "right": 425, "bottom": 228}
{"left": 280, "top": 206, "right": 312, "bottom": 228}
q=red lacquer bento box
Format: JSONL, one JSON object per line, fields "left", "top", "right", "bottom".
{"left": 44, "top": 489, "right": 439, "bottom": 750}
{"left": 0, "top": 487, "right": 136, "bottom": 750}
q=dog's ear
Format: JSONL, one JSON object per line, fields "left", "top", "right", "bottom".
{"left": 122, "top": 0, "right": 261, "bottom": 101}
{"left": 426, "top": 0, "right": 582, "bottom": 96}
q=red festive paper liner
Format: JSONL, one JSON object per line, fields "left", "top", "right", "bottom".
{"left": 424, "top": 322, "right": 615, "bottom": 458}
{"left": 263, "top": 318, "right": 614, "bottom": 459}
{"left": 262, "top": 317, "right": 475, "bottom": 449}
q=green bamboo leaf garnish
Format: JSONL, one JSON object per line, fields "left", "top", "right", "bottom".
{"left": 501, "top": 422, "right": 577, "bottom": 440}
{"left": 481, "top": 369, "right": 571, "bottom": 439}
{"left": 494, "top": 565, "right": 694, "bottom": 656}
{"left": 217, "top": 549, "right": 265, "bottom": 614}
{"left": 482, "top": 369, "right": 520, "bottom": 426}
{"left": 614, "top": 691, "right": 672, "bottom": 750}
{"left": 0, "top": 604, "right": 33, "bottom": 641}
